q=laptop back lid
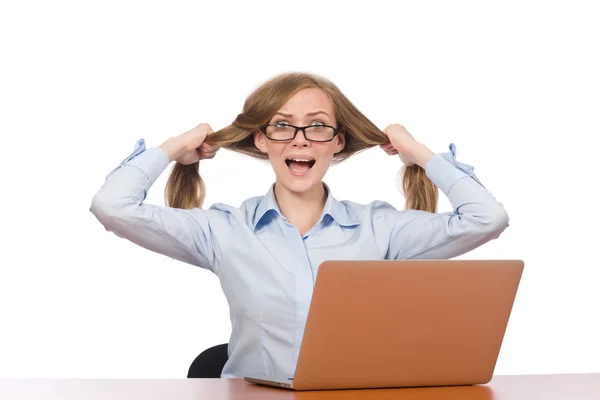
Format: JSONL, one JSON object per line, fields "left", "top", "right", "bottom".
{"left": 292, "top": 259, "right": 524, "bottom": 390}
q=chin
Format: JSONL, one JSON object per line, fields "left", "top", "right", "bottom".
{"left": 283, "top": 178, "right": 321, "bottom": 194}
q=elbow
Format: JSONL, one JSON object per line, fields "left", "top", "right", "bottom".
{"left": 480, "top": 203, "right": 509, "bottom": 239}
{"left": 90, "top": 191, "right": 117, "bottom": 228}
{"left": 90, "top": 190, "right": 135, "bottom": 231}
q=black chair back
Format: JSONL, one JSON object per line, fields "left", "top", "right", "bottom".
{"left": 187, "top": 343, "right": 229, "bottom": 378}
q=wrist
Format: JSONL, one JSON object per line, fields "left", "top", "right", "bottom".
{"left": 159, "top": 136, "right": 183, "bottom": 162}
{"left": 410, "top": 142, "right": 435, "bottom": 168}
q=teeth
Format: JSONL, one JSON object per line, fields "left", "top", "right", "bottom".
{"left": 293, "top": 158, "right": 311, "bottom": 162}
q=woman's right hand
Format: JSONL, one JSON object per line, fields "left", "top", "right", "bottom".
{"left": 160, "top": 123, "right": 218, "bottom": 164}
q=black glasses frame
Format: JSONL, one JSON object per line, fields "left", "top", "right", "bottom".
{"left": 259, "top": 123, "right": 339, "bottom": 142}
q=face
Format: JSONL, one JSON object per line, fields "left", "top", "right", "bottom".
{"left": 254, "top": 87, "right": 345, "bottom": 194}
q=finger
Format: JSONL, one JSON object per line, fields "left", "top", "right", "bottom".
{"left": 383, "top": 147, "right": 397, "bottom": 155}
{"left": 199, "top": 148, "right": 216, "bottom": 156}
{"left": 199, "top": 150, "right": 217, "bottom": 159}
{"left": 199, "top": 122, "right": 213, "bottom": 131}
{"left": 200, "top": 143, "right": 215, "bottom": 152}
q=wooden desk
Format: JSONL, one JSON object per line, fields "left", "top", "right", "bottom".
{"left": 0, "top": 373, "right": 598, "bottom": 399}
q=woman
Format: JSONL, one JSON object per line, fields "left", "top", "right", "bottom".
{"left": 90, "top": 72, "right": 508, "bottom": 378}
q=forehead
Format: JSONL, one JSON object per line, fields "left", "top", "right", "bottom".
{"left": 278, "top": 87, "right": 334, "bottom": 115}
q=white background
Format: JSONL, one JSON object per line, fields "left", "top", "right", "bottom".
{"left": 1, "top": 0, "right": 599, "bottom": 378}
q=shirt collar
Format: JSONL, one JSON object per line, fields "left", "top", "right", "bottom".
{"left": 252, "top": 183, "right": 361, "bottom": 231}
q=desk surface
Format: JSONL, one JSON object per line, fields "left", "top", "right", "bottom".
{"left": 1, "top": 373, "right": 598, "bottom": 399}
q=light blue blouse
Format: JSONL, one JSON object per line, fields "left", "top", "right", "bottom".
{"left": 90, "top": 139, "right": 509, "bottom": 378}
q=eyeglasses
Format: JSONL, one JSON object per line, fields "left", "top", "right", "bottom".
{"left": 259, "top": 123, "right": 339, "bottom": 142}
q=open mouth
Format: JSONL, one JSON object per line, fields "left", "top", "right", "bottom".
{"left": 285, "top": 158, "right": 316, "bottom": 174}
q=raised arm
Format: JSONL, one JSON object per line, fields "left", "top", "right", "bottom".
{"left": 378, "top": 124, "right": 509, "bottom": 259}
{"left": 90, "top": 124, "right": 223, "bottom": 272}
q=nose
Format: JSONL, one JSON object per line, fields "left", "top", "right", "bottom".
{"left": 291, "top": 128, "right": 310, "bottom": 147}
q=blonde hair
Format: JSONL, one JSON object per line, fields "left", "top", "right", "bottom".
{"left": 165, "top": 72, "right": 438, "bottom": 212}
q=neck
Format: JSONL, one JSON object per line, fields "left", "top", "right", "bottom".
{"left": 274, "top": 181, "right": 327, "bottom": 234}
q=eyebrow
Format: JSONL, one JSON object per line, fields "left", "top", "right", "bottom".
{"left": 274, "top": 111, "right": 330, "bottom": 118}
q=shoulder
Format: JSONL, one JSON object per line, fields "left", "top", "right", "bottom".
{"left": 205, "top": 195, "right": 264, "bottom": 228}
{"left": 338, "top": 198, "right": 400, "bottom": 222}
{"left": 338, "top": 198, "right": 431, "bottom": 226}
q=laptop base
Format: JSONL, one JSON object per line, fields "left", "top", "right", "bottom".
{"left": 244, "top": 376, "right": 295, "bottom": 390}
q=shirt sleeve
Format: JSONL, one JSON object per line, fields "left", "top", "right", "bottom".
{"left": 90, "top": 139, "right": 221, "bottom": 273}
{"left": 383, "top": 143, "right": 509, "bottom": 260}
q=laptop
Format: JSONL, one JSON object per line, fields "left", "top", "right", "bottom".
{"left": 244, "top": 259, "right": 524, "bottom": 391}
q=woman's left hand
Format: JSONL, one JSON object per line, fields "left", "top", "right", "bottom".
{"left": 380, "top": 124, "right": 435, "bottom": 167}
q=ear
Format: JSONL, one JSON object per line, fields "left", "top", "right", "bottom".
{"left": 334, "top": 127, "right": 346, "bottom": 153}
{"left": 253, "top": 130, "right": 268, "bottom": 153}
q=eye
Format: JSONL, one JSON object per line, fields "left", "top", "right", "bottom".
{"left": 311, "top": 121, "right": 325, "bottom": 126}
{"left": 274, "top": 121, "right": 289, "bottom": 128}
